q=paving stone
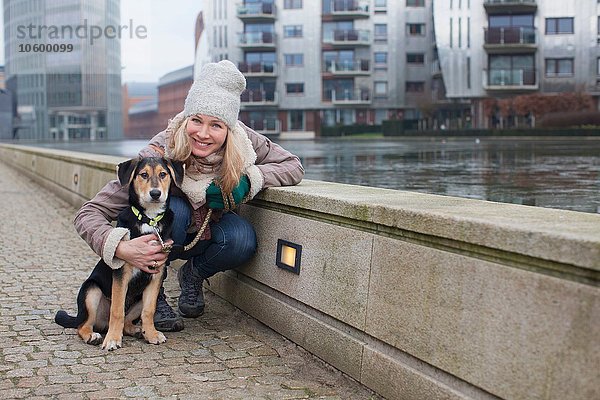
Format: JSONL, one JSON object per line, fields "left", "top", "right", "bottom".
{"left": 123, "top": 385, "right": 157, "bottom": 397}
{"left": 16, "top": 376, "right": 46, "bottom": 388}
{"left": 0, "top": 161, "right": 382, "bottom": 400}
{"left": 0, "top": 388, "right": 31, "bottom": 399}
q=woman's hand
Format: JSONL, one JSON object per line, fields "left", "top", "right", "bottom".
{"left": 115, "top": 234, "right": 171, "bottom": 274}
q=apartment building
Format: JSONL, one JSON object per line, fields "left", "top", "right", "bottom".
{"left": 434, "top": 0, "right": 600, "bottom": 128}
{"left": 197, "top": 0, "right": 438, "bottom": 136}
{"left": 3, "top": 0, "right": 122, "bottom": 140}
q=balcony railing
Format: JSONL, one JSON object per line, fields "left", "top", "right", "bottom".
{"left": 326, "top": 88, "right": 371, "bottom": 104}
{"left": 484, "top": 27, "right": 536, "bottom": 45}
{"left": 241, "top": 90, "right": 279, "bottom": 105}
{"left": 484, "top": 68, "right": 537, "bottom": 89}
{"left": 237, "top": 2, "right": 276, "bottom": 20}
{"left": 323, "top": 0, "right": 369, "bottom": 18}
{"left": 323, "top": 29, "right": 370, "bottom": 45}
{"left": 238, "top": 62, "right": 277, "bottom": 76}
{"left": 323, "top": 59, "right": 370, "bottom": 74}
{"left": 238, "top": 32, "right": 276, "bottom": 48}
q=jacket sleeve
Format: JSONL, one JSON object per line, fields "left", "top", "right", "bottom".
{"left": 240, "top": 122, "right": 305, "bottom": 192}
{"left": 73, "top": 180, "right": 131, "bottom": 269}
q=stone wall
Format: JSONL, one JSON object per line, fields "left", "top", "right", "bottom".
{"left": 1, "top": 143, "right": 598, "bottom": 400}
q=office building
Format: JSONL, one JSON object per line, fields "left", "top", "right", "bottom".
{"left": 434, "top": 0, "right": 600, "bottom": 128}
{"left": 197, "top": 0, "right": 439, "bottom": 136}
{"left": 3, "top": 0, "right": 122, "bottom": 140}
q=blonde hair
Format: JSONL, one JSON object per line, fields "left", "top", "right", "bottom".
{"left": 167, "top": 116, "right": 245, "bottom": 194}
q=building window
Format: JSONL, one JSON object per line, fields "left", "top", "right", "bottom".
{"left": 374, "top": 52, "right": 388, "bottom": 70}
{"left": 467, "top": 57, "right": 471, "bottom": 89}
{"left": 374, "top": 81, "right": 388, "bottom": 97}
{"left": 283, "top": 25, "right": 303, "bottom": 38}
{"left": 545, "top": 58, "right": 574, "bottom": 77}
{"left": 597, "top": 57, "right": 600, "bottom": 75}
{"left": 284, "top": 53, "right": 304, "bottom": 66}
{"left": 284, "top": 0, "right": 302, "bottom": 9}
{"left": 406, "top": 81, "right": 425, "bottom": 93}
{"left": 546, "top": 17, "right": 574, "bottom": 34}
{"left": 489, "top": 54, "right": 535, "bottom": 85}
{"left": 404, "top": 109, "right": 421, "bottom": 119}
{"left": 289, "top": 110, "right": 304, "bottom": 130}
{"left": 407, "top": 53, "right": 425, "bottom": 64}
{"left": 489, "top": 14, "right": 534, "bottom": 28}
{"left": 374, "top": 0, "right": 386, "bottom": 11}
{"left": 286, "top": 83, "right": 304, "bottom": 94}
{"left": 406, "top": 0, "right": 424, "bottom": 6}
{"left": 375, "top": 109, "right": 387, "bottom": 124}
{"left": 407, "top": 23, "right": 426, "bottom": 36}
{"left": 374, "top": 24, "right": 388, "bottom": 42}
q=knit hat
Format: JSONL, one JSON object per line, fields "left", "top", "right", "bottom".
{"left": 183, "top": 60, "right": 246, "bottom": 130}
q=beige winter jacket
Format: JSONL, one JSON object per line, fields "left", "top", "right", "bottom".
{"left": 74, "top": 119, "right": 304, "bottom": 269}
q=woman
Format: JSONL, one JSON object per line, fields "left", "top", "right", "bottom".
{"left": 74, "top": 60, "right": 304, "bottom": 332}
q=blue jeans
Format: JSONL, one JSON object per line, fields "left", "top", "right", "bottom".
{"left": 168, "top": 196, "right": 257, "bottom": 279}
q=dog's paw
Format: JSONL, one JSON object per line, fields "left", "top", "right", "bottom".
{"left": 144, "top": 330, "right": 166, "bottom": 345}
{"left": 102, "top": 336, "right": 123, "bottom": 351}
{"left": 86, "top": 332, "right": 103, "bottom": 346}
{"left": 124, "top": 324, "right": 143, "bottom": 339}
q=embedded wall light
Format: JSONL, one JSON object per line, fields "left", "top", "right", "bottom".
{"left": 276, "top": 239, "right": 302, "bottom": 275}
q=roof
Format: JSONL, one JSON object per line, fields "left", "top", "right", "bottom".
{"left": 158, "top": 65, "right": 194, "bottom": 87}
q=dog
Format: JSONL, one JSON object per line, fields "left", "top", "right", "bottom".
{"left": 55, "top": 157, "right": 184, "bottom": 350}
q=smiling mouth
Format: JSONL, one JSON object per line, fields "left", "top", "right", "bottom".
{"left": 193, "top": 138, "right": 211, "bottom": 147}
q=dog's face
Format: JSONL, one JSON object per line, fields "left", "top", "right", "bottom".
{"left": 117, "top": 157, "right": 184, "bottom": 209}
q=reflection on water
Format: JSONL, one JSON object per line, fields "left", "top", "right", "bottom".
{"left": 28, "top": 137, "right": 600, "bottom": 214}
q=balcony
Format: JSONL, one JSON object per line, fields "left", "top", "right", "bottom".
{"left": 484, "top": 68, "right": 538, "bottom": 91}
{"left": 238, "top": 32, "right": 276, "bottom": 50}
{"left": 323, "top": 59, "right": 370, "bottom": 75}
{"left": 237, "top": 2, "right": 276, "bottom": 21}
{"left": 323, "top": 29, "right": 370, "bottom": 47}
{"left": 484, "top": 0, "right": 537, "bottom": 14}
{"left": 322, "top": 0, "right": 369, "bottom": 20}
{"left": 238, "top": 62, "right": 277, "bottom": 77}
{"left": 326, "top": 88, "right": 371, "bottom": 105}
{"left": 484, "top": 27, "right": 536, "bottom": 53}
{"left": 241, "top": 90, "right": 279, "bottom": 106}
{"left": 244, "top": 118, "right": 281, "bottom": 136}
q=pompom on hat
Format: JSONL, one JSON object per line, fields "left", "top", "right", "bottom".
{"left": 183, "top": 60, "right": 246, "bottom": 130}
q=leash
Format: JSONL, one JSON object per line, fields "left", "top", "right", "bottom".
{"left": 151, "top": 208, "right": 213, "bottom": 255}
{"left": 182, "top": 209, "right": 213, "bottom": 252}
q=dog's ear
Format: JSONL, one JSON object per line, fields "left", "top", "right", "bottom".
{"left": 117, "top": 158, "right": 139, "bottom": 186}
{"left": 165, "top": 159, "right": 185, "bottom": 187}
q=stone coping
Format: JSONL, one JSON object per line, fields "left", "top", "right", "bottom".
{"left": 258, "top": 180, "right": 600, "bottom": 273}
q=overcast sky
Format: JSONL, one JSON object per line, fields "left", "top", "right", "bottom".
{"left": 0, "top": 0, "right": 202, "bottom": 83}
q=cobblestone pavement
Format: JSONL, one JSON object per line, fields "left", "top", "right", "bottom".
{"left": 0, "top": 161, "right": 382, "bottom": 399}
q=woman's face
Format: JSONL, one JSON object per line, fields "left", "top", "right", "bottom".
{"left": 186, "top": 114, "right": 228, "bottom": 158}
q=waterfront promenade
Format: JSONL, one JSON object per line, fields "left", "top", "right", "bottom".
{"left": 0, "top": 161, "right": 380, "bottom": 399}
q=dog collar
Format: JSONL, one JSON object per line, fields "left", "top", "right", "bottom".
{"left": 131, "top": 206, "right": 165, "bottom": 227}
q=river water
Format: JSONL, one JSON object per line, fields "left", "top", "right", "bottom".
{"left": 28, "top": 136, "right": 600, "bottom": 214}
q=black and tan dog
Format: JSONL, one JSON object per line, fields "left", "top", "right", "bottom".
{"left": 55, "top": 157, "right": 183, "bottom": 350}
